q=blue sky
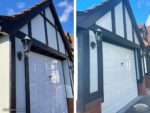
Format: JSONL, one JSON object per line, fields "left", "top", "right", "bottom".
{"left": 0, "top": 0, "right": 74, "bottom": 34}
{"left": 77, "top": 0, "right": 150, "bottom": 25}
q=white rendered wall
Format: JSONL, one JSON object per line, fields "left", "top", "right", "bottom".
{"left": 45, "top": 7, "right": 55, "bottom": 25}
{"left": 125, "top": 7, "right": 133, "bottom": 42}
{"left": 135, "top": 50, "right": 140, "bottom": 80}
{"left": 31, "top": 15, "right": 46, "bottom": 44}
{"left": 0, "top": 36, "right": 10, "bottom": 113}
{"left": 63, "top": 60, "right": 73, "bottom": 98}
{"left": 144, "top": 56, "right": 147, "bottom": 74}
{"left": 57, "top": 31, "right": 65, "bottom": 54}
{"left": 20, "top": 24, "right": 28, "bottom": 34}
{"left": 115, "top": 2, "right": 124, "bottom": 37}
{"left": 89, "top": 30, "right": 98, "bottom": 93}
{"left": 46, "top": 22, "right": 58, "bottom": 50}
{"left": 96, "top": 11, "right": 112, "bottom": 32}
{"left": 15, "top": 38, "right": 26, "bottom": 113}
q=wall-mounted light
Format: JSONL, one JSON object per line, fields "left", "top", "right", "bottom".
{"left": 17, "top": 35, "right": 32, "bottom": 61}
{"left": 91, "top": 29, "right": 102, "bottom": 49}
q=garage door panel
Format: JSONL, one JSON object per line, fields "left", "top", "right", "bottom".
{"left": 102, "top": 42, "right": 138, "bottom": 113}
{"left": 30, "top": 84, "right": 38, "bottom": 105}
{"left": 29, "top": 52, "right": 68, "bottom": 113}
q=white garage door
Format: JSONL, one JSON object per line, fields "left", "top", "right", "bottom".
{"left": 102, "top": 42, "right": 138, "bottom": 113}
{"left": 29, "top": 52, "right": 68, "bottom": 113}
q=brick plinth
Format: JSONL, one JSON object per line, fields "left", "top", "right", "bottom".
{"left": 78, "top": 99, "right": 101, "bottom": 113}
{"left": 138, "top": 78, "right": 147, "bottom": 96}
{"left": 67, "top": 98, "right": 74, "bottom": 113}
{"left": 146, "top": 76, "right": 150, "bottom": 88}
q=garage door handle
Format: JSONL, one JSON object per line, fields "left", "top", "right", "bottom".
{"left": 49, "top": 75, "right": 52, "bottom": 79}
{"left": 121, "top": 62, "right": 124, "bottom": 66}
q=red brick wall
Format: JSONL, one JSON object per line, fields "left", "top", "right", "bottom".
{"left": 67, "top": 98, "right": 74, "bottom": 113}
{"left": 145, "top": 76, "right": 150, "bottom": 88}
{"left": 77, "top": 99, "right": 101, "bottom": 113}
{"left": 138, "top": 78, "right": 147, "bottom": 96}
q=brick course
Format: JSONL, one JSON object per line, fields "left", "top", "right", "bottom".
{"left": 138, "top": 78, "right": 147, "bottom": 96}
{"left": 77, "top": 99, "right": 101, "bottom": 113}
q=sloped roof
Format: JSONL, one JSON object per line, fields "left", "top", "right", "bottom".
{"left": 0, "top": 0, "right": 49, "bottom": 33}
{"left": 77, "top": 0, "right": 144, "bottom": 47}
{"left": 77, "top": 0, "right": 121, "bottom": 28}
{"left": 0, "top": 0, "right": 73, "bottom": 60}
{"left": 0, "top": 0, "right": 48, "bottom": 20}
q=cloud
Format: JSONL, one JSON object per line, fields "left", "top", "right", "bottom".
{"left": 58, "top": 0, "right": 73, "bottom": 23}
{"left": 58, "top": 0, "right": 68, "bottom": 7}
{"left": 17, "top": 2, "right": 26, "bottom": 9}
{"left": 7, "top": 8, "right": 15, "bottom": 15}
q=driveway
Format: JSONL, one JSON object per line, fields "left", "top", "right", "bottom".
{"left": 124, "top": 88, "right": 150, "bottom": 113}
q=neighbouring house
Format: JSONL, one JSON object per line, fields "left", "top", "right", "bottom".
{"left": 65, "top": 32, "right": 74, "bottom": 83}
{"left": 65, "top": 32, "right": 74, "bottom": 55}
{"left": 0, "top": 0, "right": 73, "bottom": 113}
{"left": 138, "top": 24, "right": 150, "bottom": 91}
{"left": 77, "top": 0, "right": 146, "bottom": 113}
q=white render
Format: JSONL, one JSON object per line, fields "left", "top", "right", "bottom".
{"left": 45, "top": 7, "right": 55, "bottom": 25}
{"left": 125, "top": 7, "right": 133, "bottom": 42}
{"left": 89, "top": 30, "right": 98, "bottom": 93}
{"left": 145, "top": 15, "right": 150, "bottom": 27}
{"left": 31, "top": 15, "right": 46, "bottom": 44}
{"left": 63, "top": 60, "right": 73, "bottom": 98}
{"left": 135, "top": 50, "right": 140, "bottom": 80}
{"left": 96, "top": 11, "right": 112, "bottom": 32}
{"left": 20, "top": 24, "right": 28, "bottom": 34}
{"left": 134, "top": 31, "right": 140, "bottom": 45}
{"left": 29, "top": 52, "right": 68, "bottom": 113}
{"left": 115, "top": 2, "right": 124, "bottom": 37}
{"left": 102, "top": 42, "right": 138, "bottom": 113}
{"left": 141, "top": 51, "right": 145, "bottom": 77}
{"left": 57, "top": 31, "right": 65, "bottom": 54}
{"left": 47, "top": 22, "right": 58, "bottom": 50}
{"left": 0, "top": 36, "right": 10, "bottom": 113}
{"left": 144, "top": 56, "right": 147, "bottom": 74}
{"left": 15, "top": 38, "right": 26, "bottom": 113}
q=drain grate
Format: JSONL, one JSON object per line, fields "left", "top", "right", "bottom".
{"left": 133, "top": 103, "right": 148, "bottom": 112}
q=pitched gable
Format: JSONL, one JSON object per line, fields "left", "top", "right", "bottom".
{"left": 96, "top": 11, "right": 112, "bottom": 32}
{"left": 77, "top": 0, "right": 143, "bottom": 46}
{"left": 0, "top": 0, "right": 73, "bottom": 60}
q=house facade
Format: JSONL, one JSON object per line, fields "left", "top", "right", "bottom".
{"left": 77, "top": 0, "right": 146, "bottom": 113}
{"left": 138, "top": 24, "right": 150, "bottom": 91}
{"left": 0, "top": 0, "right": 73, "bottom": 113}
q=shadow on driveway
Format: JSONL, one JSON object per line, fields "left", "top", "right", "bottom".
{"left": 125, "top": 96, "right": 150, "bottom": 113}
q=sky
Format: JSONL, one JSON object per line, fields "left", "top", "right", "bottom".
{"left": 0, "top": 0, "right": 74, "bottom": 34}
{"left": 77, "top": 0, "right": 150, "bottom": 25}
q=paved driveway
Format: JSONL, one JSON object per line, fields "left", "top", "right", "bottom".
{"left": 125, "top": 88, "right": 150, "bottom": 113}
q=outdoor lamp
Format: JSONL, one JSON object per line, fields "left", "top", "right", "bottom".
{"left": 91, "top": 29, "right": 102, "bottom": 49}
{"left": 95, "top": 29, "right": 102, "bottom": 42}
{"left": 22, "top": 35, "right": 32, "bottom": 55}
{"left": 17, "top": 35, "right": 32, "bottom": 61}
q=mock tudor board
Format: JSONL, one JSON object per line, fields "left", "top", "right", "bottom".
{"left": 0, "top": 0, "right": 73, "bottom": 113}
{"left": 77, "top": 0, "right": 144, "bottom": 113}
